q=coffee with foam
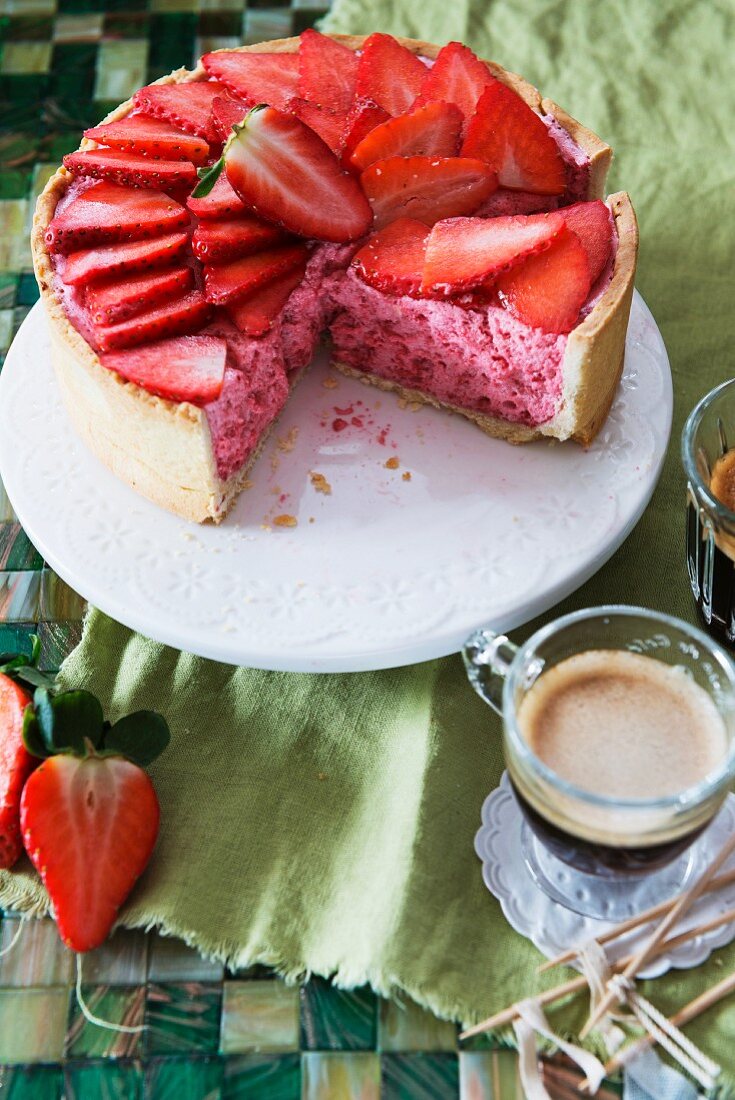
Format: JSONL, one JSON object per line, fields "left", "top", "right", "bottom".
{"left": 517, "top": 650, "right": 727, "bottom": 799}
{"left": 509, "top": 649, "right": 730, "bottom": 850}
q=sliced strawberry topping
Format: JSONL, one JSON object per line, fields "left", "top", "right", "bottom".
{"left": 62, "top": 231, "right": 189, "bottom": 286}
{"left": 496, "top": 224, "right": 591, "bottom": 332}
{"left": 201, "top": 51, "right": 299, "bottom": 112}
{"left": 192, "top": 216, "right": 286, "bottom": 263}
{"left": 227, "top": 264, "right": 306, "bottom": 336}
{"left": 210, "top": 95, "right": 251, "bottom": 143}
{"left": 415, "top": 41, "right": 494, "bottom": 125}
{"left": 0, "top": 675, "right": 36, "bottom": 870}
{"left": 85, "top": 267, "right": 194, "bottom": 326}
{"left": 223, "top": 105, "right": 372, "bottom": 243}
{"left": 133, "top": 81, "right": 228, "bottom": 144}
{"left": 94, "top": 289, "right": 211, "bottom": 351}
{"left": 45, "top": 183, "right": 188, "bottom": 254}
{"left": 462, "top": 81, "right": 566, "bottom": 195}
{"left": 203, "top": 242, "right": 309, "bottom": 306}
{"left": 421, "top": 212, "right": 564, "bottom": 295}
{"left": 285, "top": 98, "right": 345, "bottom": 154}
{"left": 21, "top": 754, "right": 161, "bottom": 952}
{"left": 352, "top": 218, "right": 429, "bottom": 296}
{"left": 360, "top": 155, "right": 497, "bottom": 230}
{"left": 350, "top": 101, "right": 462, "bottom": 171}
{"left": 187, "top": 171, "right": 247, "bottom": 220}
{"left": 558, "top": 200, "right": 613, "bottom": 284}
{"left": 63, "top": 149, "right": 197, "bottom": 193}
{"left": 101, "top": 334, "right": 227, "bottom": 404}
{"left": 355, "top": 33, "right": 426, "bottom": 117}
{"left": 298, "top": 28, "right": 358, "bottom": 114}
{"left": 83, "top": 116, "right": 209, "bottom": 164}
{"left": 340, "top": 97, "right": 390, "bottom": 169}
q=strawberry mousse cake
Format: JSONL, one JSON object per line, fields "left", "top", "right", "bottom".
{"left": 32, "top": 32, "right": 638, "bottom": 522}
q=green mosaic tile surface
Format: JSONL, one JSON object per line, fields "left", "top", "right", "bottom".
{"left": 0, "top": 4, "right": 610, "bottom": 1094}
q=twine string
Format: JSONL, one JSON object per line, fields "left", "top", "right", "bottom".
{"left": 75, "top": 954, "right": 146, "bottom": 1034}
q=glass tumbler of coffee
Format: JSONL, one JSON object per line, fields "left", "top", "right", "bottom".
{"left": 683, "top": 378, "right": 735, "bottom": 646}
{"left": 463, "top": 606, "right": 735, "bottom": 919}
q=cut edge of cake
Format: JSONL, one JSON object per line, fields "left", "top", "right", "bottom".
{"left": 31, "top": 34, "right": 629, "bottom": 524}
{"left": 333, "top": 191, "right": 637, "bottom": 448}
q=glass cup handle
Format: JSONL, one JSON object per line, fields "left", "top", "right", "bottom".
{"left": 462, "top": 628, "right": 519, "bottom": 715}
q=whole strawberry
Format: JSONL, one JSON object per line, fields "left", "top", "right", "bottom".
{"left": 20, "top": 688, "right": 169, "bottom": 952}
{"left": 0, "top": 639, "right": 54, "bottom": 869}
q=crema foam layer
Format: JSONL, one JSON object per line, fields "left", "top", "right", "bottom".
{"left": 517, "top": 650, "right": 728, "bottom": 800}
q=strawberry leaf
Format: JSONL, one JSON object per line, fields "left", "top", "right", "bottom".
{"left": 103, "top": 710, "right": 170, "bottom": 766}
{"left": 23, "top": 705, "right": 49, "bottom": 759}
{"left": 193, "top": 158, "right": 224, "bottom": 198}
{"left": 25, "top": 687, "right": 105, "bottom": 756}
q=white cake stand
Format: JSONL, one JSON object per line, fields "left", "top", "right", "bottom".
{"left": 0, "top": 292, "right": 671, "bottom": 672}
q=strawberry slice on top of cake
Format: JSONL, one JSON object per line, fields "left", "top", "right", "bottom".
{"left": 32, "top": 31, "right": 637, "bottom": 523}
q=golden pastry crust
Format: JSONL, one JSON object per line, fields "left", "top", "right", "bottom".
{"left": 31, "top": 34, "right": 630, "bottom": 522}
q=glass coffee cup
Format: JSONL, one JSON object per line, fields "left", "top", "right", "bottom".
{"left": 683, "top": 378, "right": 735, "bottom": 646}
{"left": 463, "top": 606, "right": 735, "bottom": 919}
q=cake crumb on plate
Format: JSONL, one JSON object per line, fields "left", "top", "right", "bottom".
{"left": 276, "top": 427, "right": 299, "bottom": 453}
{"left": 385, "top": 456, "right": 400, "bottom": 470}
{"left": 309, "top": 471, "right": 332, "bottom": 494}
{"left": 402, "top": 471, "right": 412, "bottom": 481}
{"left": 274, "top": 514, "right": 298, "bottom": 528}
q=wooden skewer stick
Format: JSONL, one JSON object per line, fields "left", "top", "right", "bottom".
{"left": 459, "top": 903, "right": 735, "bottom": 1039}
{"left": 538, "top": 867, "right": 735, "bottom": 973}
{"left": 580, "top": 831, "right": 735, "bottom": 1039}
{"left": 602, "top": 968, "right": 735, "bottom": 1079}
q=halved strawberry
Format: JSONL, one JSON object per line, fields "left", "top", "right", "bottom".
{"left": 558, "top": 200, "right": 613, "bottom": 284}
{"left": 201, "top": 51, "right": 299, "bottom": 112}
{"left": 285, "top": 98, "right": 344, "bottom": 154}
{"left": 21, "top": 753, "right": 160, "bottom": 952}
{"left": 352, "top": 218, "right": 429, "bottom": 296}
{"left": 350, "top": 101, "right": 462, "bottom": 171}
{"left": 339, "top": 97, "right": 390, "bottom": 169}
{"left": 360, "top": 155, "right": 497, "bottom": 230}
{"left": 192, "top": 216, "right": 286, "bottom": 263}
{"left": 101, "top": 334, "right": 227, "bottom": 404}
{"left": 297, "top": 28, "right": 358, "bottom": 114}
{"left": 203, "top": 242, "right": 309, "bottom": 306}
{"left": 61, "top": 232, "right": 189, "bottom": 286}
{"left": 83, "top": 116, "right": 209, "bottom": 164}
{"left": 133, "top": 80, "right": 228, "bottom": 143}
{"left": 187, "top": 171, "right": 247, "bottom": 220}
{"left": 496, "top": 224, "right": 591, "bottom": 332}
{"left": 462, "top": 81, "right": 566, "bottom": 195}
{"left": 415, "top": 41, "right": 494, "bottom": 125}
{"left": 227, "top": 264, "right": 306, "bottom": 336}
{"left": 221, "top": 105, "right": 372, "bottom": 243}
{"left": 0, "top": 675, "right": 36, "bottom": 870}
{"left": 210, "top": 95, "right": 251, "bottom": 143}
{"left": 63, "top": 149, "right": 197, "bottom": 193}
{"left": 421, "top": 212, "right": 564, "bottom": 295}
{"left": 45, "top": 183, "right": 188, "bottom": 254}
{"left": 355, "top": 33, "right": 426, "bottom": 116}
{"left": 85, "top": 266, "right": 194, "bottom": 326}
{"left": 94, "top": 290, "right": 212, "bottom": 351}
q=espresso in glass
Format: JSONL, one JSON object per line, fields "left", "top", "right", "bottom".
{"left": 513, "top": 649, "right": 728, "bottom": 875}
{"left": 683, "top": 379, "right": 735, "bottom": 646}
{"left": 464, "top": 606, "right": 735, "bottom": 919}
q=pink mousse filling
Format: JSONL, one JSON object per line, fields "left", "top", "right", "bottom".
{"left": 202, "top": 244, "right": 352, "bottom": 480}
{"left": 329, "top": 272, "right": 567, "bottom": 427}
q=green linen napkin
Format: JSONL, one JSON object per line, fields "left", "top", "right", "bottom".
{"left": 3, "top": 0, "right": 735, "bottom": 1083}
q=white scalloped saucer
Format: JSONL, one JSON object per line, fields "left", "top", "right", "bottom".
{"left": 0, "top": 294, "right": 671, "bottom": 672}
{"left": 475, "top": 774, "right": 735, "bottom": 977}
